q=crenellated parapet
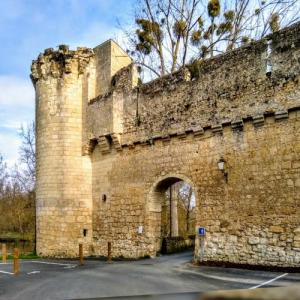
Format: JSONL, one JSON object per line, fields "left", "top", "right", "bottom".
{"left": 31, "top": 45, "right": 94, "bottom": 84}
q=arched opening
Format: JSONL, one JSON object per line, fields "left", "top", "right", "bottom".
{"left": 147, "top": 175, "right": 196, "bottom": 256}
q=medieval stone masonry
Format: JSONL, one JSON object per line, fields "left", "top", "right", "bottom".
{"left": 31, "top": 23, "right": 300, "bottom": 267}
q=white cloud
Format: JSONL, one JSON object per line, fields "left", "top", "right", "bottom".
{"left": 0, "top": 131, "right": 21, "bottom": 168}
{"left": 0, "top": 75, "right": 34, "bottom": 107}
{"left": 0, "top": 75, "right": 34, "bottom": 166}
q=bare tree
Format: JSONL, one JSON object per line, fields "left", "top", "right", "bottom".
{"left": 165, "top": 181, "right": 195, "bottom": 235}
{"left": 124, "top": 0, "right": 300, "bottom": 79}
{"left": 176, "top": 182, "right": 194, "bottom": 232}
{"left": 0, "top": 122, "right": 36, "bottom": 240}
{"left": 0, "top": 154, "right": 8, "bottom": 198}
{"left": 18, "top": 122, "right": 36, "bottom": 192}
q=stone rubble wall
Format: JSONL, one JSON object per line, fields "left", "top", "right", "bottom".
{"left": 32, "top": 22, "right": 300, "bottom": 265}
{"left": 88, "top": 22, "right": 300, "bottom": 144}
{"left": 91, "top": 108, "right": 300, "bottom": 266}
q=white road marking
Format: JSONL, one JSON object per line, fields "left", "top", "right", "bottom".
{"left": 0, "top": 270, "right": 13, "bottom": 275}
{"left": 249, "top": 273, "right": 289, "bottom": 289}
{"left": 177, "top": 267, "right": 290, "bottom": 287}
{"left": 27, "top": 271, "right": 41, "bottom": 275}
{"left": 178, "top": 268, "right": 262, "bottom": 284}
{"left": 1, "top": 260, "right": 76, "bottom": 267}
{"left": 27, "top": 261, "right": 76, "bottom": 267}
{"left": 64, "top": 265, "right": 77, "bottom": 269}
{"left": 0, "top": 260, "right": 77, "bottom": 276}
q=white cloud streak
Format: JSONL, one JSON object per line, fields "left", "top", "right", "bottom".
{"left": 0, "top": 76, "right": 34, "bottom": 166}
{"left": 0, "top": 75, "right": 34, "bottom": 107}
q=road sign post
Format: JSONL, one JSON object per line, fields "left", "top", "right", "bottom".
{"left": 198, "top": 227, "right": 206, "bottom": 262}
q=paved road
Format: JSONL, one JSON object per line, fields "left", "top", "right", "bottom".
{"left": 0, "top": 251, "right": 299, "bottom": 300}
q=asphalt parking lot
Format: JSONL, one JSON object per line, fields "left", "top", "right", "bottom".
{"left": 0, "top": 251, "right": 299, "bottom": 300}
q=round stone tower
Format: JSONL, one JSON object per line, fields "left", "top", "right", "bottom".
{"left": 31, "top": 46, "right": 95, "bottom": 257}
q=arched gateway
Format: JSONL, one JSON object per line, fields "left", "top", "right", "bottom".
{"left": 32, "top": 24, "right": 300, "bottom": 267}
{"left": 147, "top": 174, "right": 198, "bottom": 256}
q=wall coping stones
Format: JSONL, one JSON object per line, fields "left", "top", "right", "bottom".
{"left": 86, "top": 22, "right": 300, "bottom": 105}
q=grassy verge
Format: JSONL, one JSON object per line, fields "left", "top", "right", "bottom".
{"left": 0, "top": 252, "right": 39, "bottom": 260}
{"left": 0, "top": 232, "right": 34, "bottom": 241}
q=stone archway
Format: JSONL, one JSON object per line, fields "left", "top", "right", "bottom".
{"left": 146, "top": 174, "right": 198, "bottom": 256}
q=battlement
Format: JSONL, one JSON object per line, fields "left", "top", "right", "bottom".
{"left": 87, "top": 22, "right": 300, "bottom": 146}
{"left": 88, "top": 21, "right": 300, "bottom": 101}
{"left": 31, "top": 45, "right": 94, "bottom": 84}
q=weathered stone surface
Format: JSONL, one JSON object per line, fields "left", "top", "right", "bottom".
{"left": 32, "top": 22, "right": 300, "bottom": 266}
{"left": 248, "top": 237, "right": 260, "bottom": 245}
{"left": 270, "top": 226, "right": 284, "bottom": 233}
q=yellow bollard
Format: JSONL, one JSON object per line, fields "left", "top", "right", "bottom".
{"left": 13, "top": 248, "right": 20, "bottom": 276}
{"left": 2, "top": 243, "right": 7, "bottom": 263}
{"left": 79, "top": 243, "right": 84, "bottom": 266}
{"left": 107, "top": 242, "right": 112, "bottom": 263}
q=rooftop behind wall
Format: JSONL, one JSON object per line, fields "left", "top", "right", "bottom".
{"left": 87, "top": 22, "right": 300, "bottom": 142}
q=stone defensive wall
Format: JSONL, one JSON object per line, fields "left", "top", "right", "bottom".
{"left": 87, "top": 22, "right": 300, "bottom": 144}
{"left": 32, "top": 22, "right": 300, "bottom": 267}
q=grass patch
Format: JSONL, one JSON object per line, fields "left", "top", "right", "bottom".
{"left": 0, "top": 232, "right": 34, "bottom": 241}
{"left": 0, "top": 252, "right": 39, "bottom": 260}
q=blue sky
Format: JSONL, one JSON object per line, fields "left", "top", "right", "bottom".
{"left": 0, "top": 0, "right": 134, "bottom": 166}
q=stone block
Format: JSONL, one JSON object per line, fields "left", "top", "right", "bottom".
{"left": 248, "top": 237, "right": 260, "bottom": 245}
{"left": 270, "top": 226, "right": 284, "bottom": 233}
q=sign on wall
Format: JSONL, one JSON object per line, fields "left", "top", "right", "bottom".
{"left": 198, "top": 227, "right": 206, "bottom": 236}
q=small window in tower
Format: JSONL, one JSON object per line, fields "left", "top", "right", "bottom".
{"left": 83, "top": 229, "right": 88, "bottom": 237}
{"left": 102, "top": 194, "right": 107, "bottom": 202}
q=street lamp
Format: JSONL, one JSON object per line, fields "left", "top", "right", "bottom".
{"left": 218, "top": 157, "right": 228, "bottom": 183}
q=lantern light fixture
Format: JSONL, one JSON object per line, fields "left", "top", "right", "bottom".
{"left": 218, "top": 157, "right": 228, "bottom": 183}
{"left": 218, "top": 158, "right": 225, "bottom": 171}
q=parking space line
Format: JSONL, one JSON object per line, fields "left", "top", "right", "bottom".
{"left": 177, "top": 268, "right": 264, "bottom": 285}
{"left": 27, "top": 271, "right": 41, "bottom": 275}
{"left": 27, "top": 261, "right": 76, "bottom": 267}
{"left": 0, "top": 270, "right": 13, "bottom": 275}
{"left": 249, "top": 273, "right": 288, "bottom": 289}
{"left": 64, "top": 265, "right": 77, "bottom": 269}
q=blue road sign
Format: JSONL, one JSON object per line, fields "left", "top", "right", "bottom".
{"left": 198, "top": 227, "right": 206, "bottom": 236}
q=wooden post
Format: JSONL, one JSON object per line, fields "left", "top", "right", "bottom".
{"left": 107, "top": 242, "right": 112, "bottom": 263}
{"left": 169, "top": 186, "right": 172, "bottom": 237}
{"left": 79, "top": 243, "right": 84, "bottom": 266}
{"left": 2, "top": 243, "right": 7, "bottom": 263}
{"left": 13, "top": 248, "right": 20, "bottom": 275}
